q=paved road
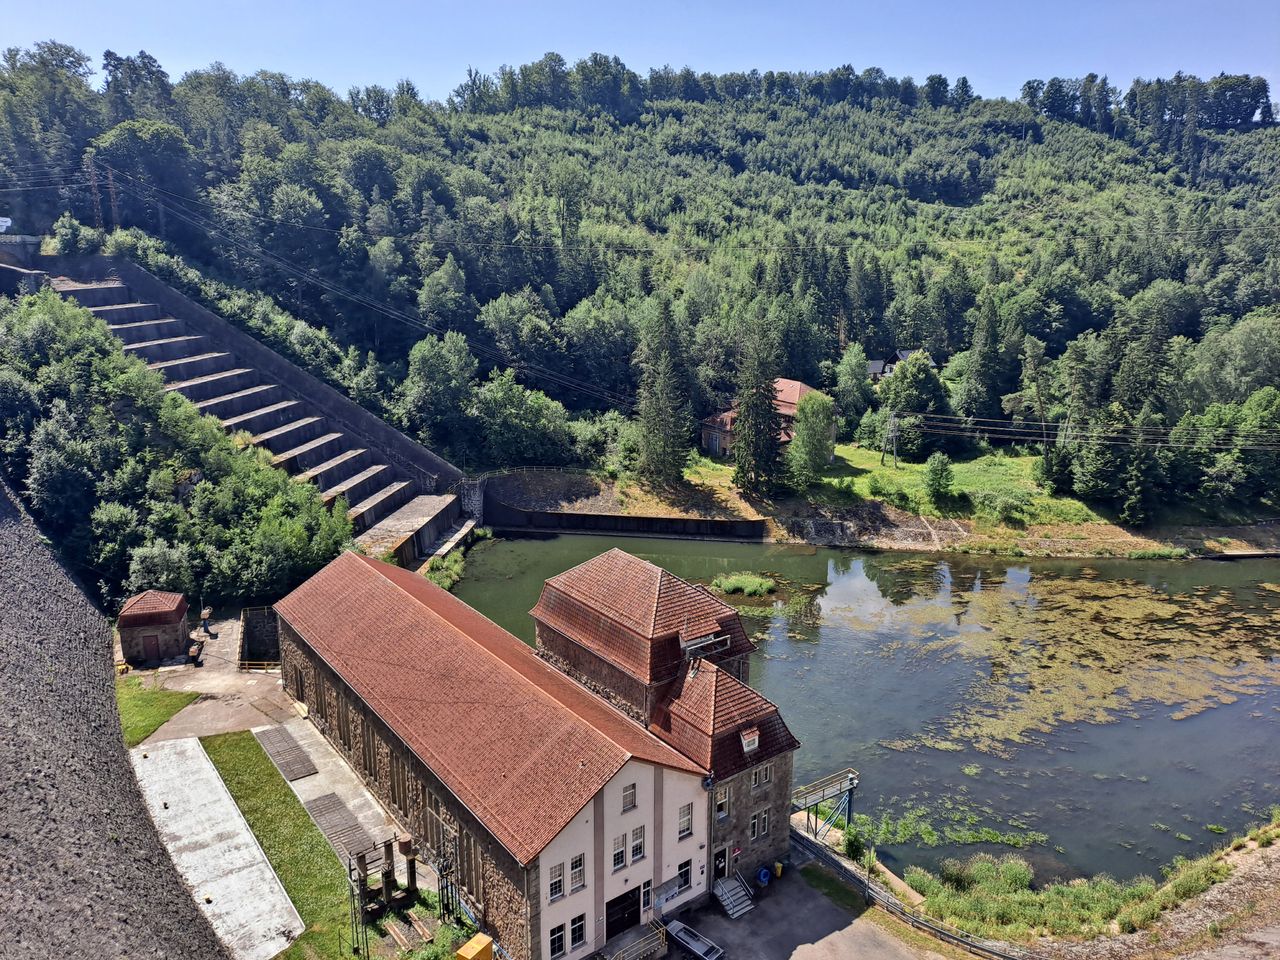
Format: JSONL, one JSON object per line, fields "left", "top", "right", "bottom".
{"left": 680, "top": 862, "right": 945, "bottom": 960}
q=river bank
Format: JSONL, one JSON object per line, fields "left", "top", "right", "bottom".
{"left": 483, "top": 467, "right": 1280, "bottom": 560}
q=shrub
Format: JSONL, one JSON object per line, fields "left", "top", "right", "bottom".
{"left": 711, "top": 572, "right": 777, "bottom": 596}
{"left": 973, "top": 489, "right": 1032, "bottom": 526}
{"left": 923, "top": 451, "right": 955, "bottom": 503}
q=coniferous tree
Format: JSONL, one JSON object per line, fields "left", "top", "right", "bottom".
{"left": 732, "top": 316, "right": 783, "bottom": 496}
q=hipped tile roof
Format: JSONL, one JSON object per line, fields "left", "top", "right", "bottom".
{"left": 117, "top": 589, "right": 187, "bottom": 628}
{"left": 275, "top": 551, "right": 702, "bottom": 866}
{"left": 531, "top": 548, "right": 755, "bottom": 683}
{"left": 653, "top": 660, "right": 800, "bottom": 779}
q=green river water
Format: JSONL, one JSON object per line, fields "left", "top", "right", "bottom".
{"left": 454, "top": 533, "right": 1280, "bottom": 882}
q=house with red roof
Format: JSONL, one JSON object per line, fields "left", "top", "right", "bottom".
{"left": 116, "top": 589, "right": 189, "bottom": 663}
{"left": 531, "top": 549, "right": 799, "bottom": 908}
{"left": 275, "top": 551, "right": 715, "bottom": 960}
{"left": 699, "top": 377, "right": 817, "bottom": 456}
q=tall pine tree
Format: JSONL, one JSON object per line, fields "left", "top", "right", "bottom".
{"left": 732, "top": 314, "right": 783, "bottom": 496}
{"left": 635, "top": 297, "right": 693, "bottom": 484}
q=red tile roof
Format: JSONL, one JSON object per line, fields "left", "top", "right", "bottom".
{"left": 700, "top": 378, "right": 816, "bottom": 441}
{"left": 117, "top": 590, "right": 187, "bottom": 628}
{"left": 653, "top": 660, "right": 800, "bottom": 779}
{"left": 274, "top": 551, "right": 702, "bottom": 865}
{"left": 530, "top": 548, "right": 755, "bottom": 684}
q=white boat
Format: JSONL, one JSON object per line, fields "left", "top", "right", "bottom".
{"left": 665, "top": 920, "right": 725, "bottom": 959}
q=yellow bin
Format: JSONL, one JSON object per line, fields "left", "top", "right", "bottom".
{"left": 775, "top": 861, "right": 784, "bottom": 878}
{"left": 456, "top": 933, "right": 493, "bottom": 960}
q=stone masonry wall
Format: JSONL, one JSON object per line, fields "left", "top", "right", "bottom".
{"left": 279, "top": 619, "right": 534, "bottom": 960}
{"left": 535, "top": 623, "right": 650, "bottom": 722}
{"left": 711, "top": 751, "right": 795, "bottom": 878}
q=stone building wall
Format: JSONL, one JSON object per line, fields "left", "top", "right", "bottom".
{"left": 118, "top": 619, "right": 188, "bottom": 662}
{"left": 535, "top": 624, "right": 651, "bottom": 722}
{"left": 710, "top": 751, "right": 795, "bottom": 878}
{"left": 279, "top": 619, "right": 535, "bottom": 960}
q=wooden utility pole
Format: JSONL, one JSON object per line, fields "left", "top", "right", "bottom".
{"left": 105, "top": 167, "right": 120, "bottom": 231}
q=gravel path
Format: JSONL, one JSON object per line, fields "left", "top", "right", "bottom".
{"left": 0, "top": 478, "right": 229, "bottom": 959}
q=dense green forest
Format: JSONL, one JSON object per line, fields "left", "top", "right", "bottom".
{"left": 0, "top": 289, "right": 350, "bottom": 606}
{"left": 3, "top": 43, "right": 1279, "bottom": 522}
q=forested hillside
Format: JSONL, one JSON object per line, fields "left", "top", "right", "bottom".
{"left": 3, "top": 44, "right": 1278, "bottom": 522}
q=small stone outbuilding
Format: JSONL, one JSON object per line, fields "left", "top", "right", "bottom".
{"left": 117, "top": 590, "right": 189, "bottom": 664}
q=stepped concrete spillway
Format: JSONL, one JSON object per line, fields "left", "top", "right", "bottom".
{"left": 49, "top": 265, "right": 464, "bottom": 565}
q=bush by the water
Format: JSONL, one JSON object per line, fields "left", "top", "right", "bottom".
{"left": 904, "top": 844, "right": 1235, "bottom": 941}
{"left": 711, "top": 572, "right": 777, "bottom": 596}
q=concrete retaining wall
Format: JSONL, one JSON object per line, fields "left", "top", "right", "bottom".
{"left": 483, "top": 494, "right": 767, "bottom": 540}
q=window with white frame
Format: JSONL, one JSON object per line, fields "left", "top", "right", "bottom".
{"left": 550, "top": 923, "right": 566, "bottom": 959}
{"left": 715, "top": 786, "right": 730, "bottom": 819}
{"left": 570, "top": 914, "right": 586, "bottom": 949}
{"left": 677, "top": 859, "right": 692, "bottom": 891}
{"left": 752, "top": 763, "right": 773, "bottom": 788}
{"left": 570, "top": 853, "right": 585, "bottom": 892}
{"left": 751, "top": 809, "right": 771, "bottom": 841}
{"left": 750, "top": 811, "right": 759, "bottom": 840}
{"left": 631, "top": 825, "right": 645, "bottom": 861}
{"left": 612, "top": 834, "right": 626, "bottom": 870}
{"left": 741, "top": 728, "right": 760, "bottom": 753}
{"left": 622, "top": 782, "right": 636, "bottom": 812}
{"left": 678, "top": 801, "right": 694, "bottom": 838}
{"left": 761, "top": 809, "right": 770, "bottom": 836}
{"left": 641, "top": 879, "right": 652, "bottom": 910}
{"left": 549, "top": 861, "right": 564, "bottom": 901}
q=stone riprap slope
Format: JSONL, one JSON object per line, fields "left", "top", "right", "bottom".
{"left": 0, "top": 478, "right": 229, "bottom": 959}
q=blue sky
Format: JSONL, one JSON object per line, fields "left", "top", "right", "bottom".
{"left": 9, "top": 0, "right": 1279, "bottom": 101}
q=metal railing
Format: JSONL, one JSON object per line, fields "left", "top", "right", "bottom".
{"left": 608, "top": 921, "right": 666, "bottom": 960}
{"left": 237, "top": 660, "right": 281, "bottom": 672}
{"left": 791, "top": 830, "right": 1047, "bottom": 960}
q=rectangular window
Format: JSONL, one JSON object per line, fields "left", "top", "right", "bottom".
{"left": 549, "top": 861, "right": 564, "bottom": 901}
{"left": 677, "top": 859, "right": 692, "bottom": 891}
{"left": 641, "top": 880, "right": 652, "bottom": 910}
{"left": 750, "top": 812, "right": 759, "bottom": 840}
{"left": 570, "top": 853, "right": 585, "bottom": 892}
{"left": 570, "top": 914, "right": 586, "bottom": 949}
{"left": 622, "top": 782, "right": 637, "bottom": 812}
{"left": 631, "top": 825, "right": 645, "bottom": 861}
{"left": 715, "top": 786, "right": 730, "bottom": 819}
{"left": 761, "top": 809, "right": 770, "bottom": 836}
{"left": 678, "top": 802, "right": 693, "bottom": 839}
{"left": 362, "top": 719, "right": 377, "bottom": 781}
{"left": 550, "top": 923, "right": 565, "bottom": 959}
{"left": 752, "top": 763, "right": 773, "bottom": 789}
{"left": 612, "top": 834, "right": 626, "bottom": 870}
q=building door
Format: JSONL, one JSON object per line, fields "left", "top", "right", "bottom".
{"left": 142, "top": 634, "right": 160, "bottom": 662}
{"left": 713, "top": 847, "right": 728, "bottom": 880}
{"left": 605, "top": 887, "right": 641, "bottom": 941}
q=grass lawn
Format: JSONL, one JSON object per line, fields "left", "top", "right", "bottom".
{"left": 115, "top": 674, "right": 199, "bottom": 747}
{"left": 202, "top": 730, "right": 350, "bottom": 960}
{"left": 815, "top": 445, "right": 1104, "bottom": 525}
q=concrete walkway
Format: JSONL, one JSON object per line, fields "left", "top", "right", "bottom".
{"left": 142, "top": 613, "right": 296, "bottom": 743}
{"left": 130, "top": 738, "right": 304, "bottom": 960}
{"left": 263, "top": 717, "right": 440, "bottom": 889}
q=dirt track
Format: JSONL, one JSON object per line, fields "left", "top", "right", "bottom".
{"left": 0, "top": 478, "right": 229, "bottom": 959}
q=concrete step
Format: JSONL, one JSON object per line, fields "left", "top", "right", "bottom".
{"left": 148, "top": 351, "right": 235, "bottom": 380}
{"left": 221, "top": 399, "right": 303, "bottom": 435}
{"left": 88, "top": 301, "right": 162, "bottom": 324}
{"left": 348, "top": 480, "right": 415, "bottom": 533}
{"left": 122, "top": 334, "right": 206, "bottom": 363}
{"left": 165, "top": 367, "right": 257, "bottom": 403}
{"left": 108, "top": 317, "right": 187, "bottom": 345}
{"left": 354, "top": 493, "right": 459, "bottom": 567}
{"left": 58, "top": 282, "right": 133, "bottom": 308}
{"left": 322, "top": 463, "right": 392, "bottom": 508}
{"left": 194, "top": 383, "right": 282, "bottom": 419}
{"left": 298, "top": 447, "right": 372, "bottom": 490}
{"left": 271, "top": 432, "right": 347, "bottom": 473}
{"left": 713, "top": 878, "right": 755, "bottom": 919}
{"left": 253, "top": 416, "right": 327, "bottom": 455}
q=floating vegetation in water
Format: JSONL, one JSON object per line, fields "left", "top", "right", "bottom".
{"left": 843, "top": 795, "right": 1049, "bottom": 852}
{"left": 1176, "top": 833, "right": 1193, "bottom": 841}
{"left": 710, "top": 571, "right": 776, "bottom": 596}
{"left": 1152, "top": 823, "right": 1170, "bottom": 832}
{"left": 840, "top": 564, "right": 1280, "bottom": 756}
{"left": 961, "top": 764, "right": 982, "bottom": 777}
{"left": 1205, "top": 824, "right": 1227, "bottom": 834}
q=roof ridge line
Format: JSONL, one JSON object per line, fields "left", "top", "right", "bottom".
{"left": 355, "top": 552, "right": 700, "bottom": 775}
